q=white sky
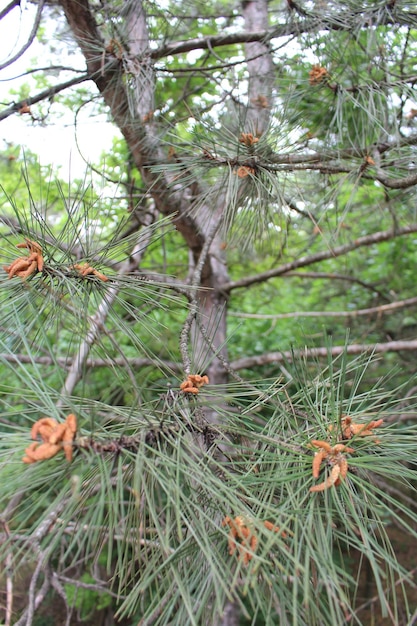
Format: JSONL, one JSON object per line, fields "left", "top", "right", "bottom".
{"left": 0, "top": 0, "right": 118, "bottom": 178}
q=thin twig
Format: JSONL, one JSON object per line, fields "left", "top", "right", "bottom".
{"left": 0, "top": 0, "right": 45, "bottom": 72}
{"left": 14, "top": 569, "right": 51, "bottom": 626}
{"left": 372, "top": 476, "right": 417, "bottom": 513}
{"left": 56, "top": 574, "right": 122, "bottom": 598}
{"left": 13, "top": 556, "right": 51, "bottom": 626}
{"left": 347, "top": 566, "right": 417, "bottom": 621}
{"left": 50, "top": 573, "right": 71, "bottom": 626}
{"left": 0, "top": 0, "right": 20, "bottom": 21}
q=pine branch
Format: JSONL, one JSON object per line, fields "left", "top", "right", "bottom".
{"left": 266, "top": 134, "right": 417, "bottom": 166}
{"left": 222, "top": 224, "right": 417, "bottom": 292}
{"left": 0, "top": 73, "right": 90, "bottom": 122}
{"left": 218, "top": 157, "right": 417, "bottom": 190}
{"left": 150, "top": 7, "right": 416, "bottom": 61}
{"left": 231, "top": 339, "right": 417, "bottom": 370}
{"left": 151, "top": 30, "right": 279, "bottom": 60}
{"left": 229, "top": 295, "right": 417, "bottom": 320}
{"left": 0, "top": 353, "right": 180, "bottom": 371}
{"left": 6, "top": 333, "right": 417, "bottom": 374}
{"left": 372, "top": 145, "right": 417, "bottom": 189}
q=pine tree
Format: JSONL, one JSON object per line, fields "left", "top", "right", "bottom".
{"left": 1, "top": 1, "right": 417, "bottom": 624}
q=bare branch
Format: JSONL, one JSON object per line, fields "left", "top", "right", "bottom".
{"left": 0, "top": 352, "right": 180, "bottom": 372}
{"left": 265, "top": 134, "right": 417, "bottom": 166}
{"left": 152, "top": 30, "right": 278, "bottom": 61}
{"left": 229, "top": 296, "right": 417, "bottom": 320}
{"left": 222, "top": 224, "right": 417, "bottom": 292}
{"left": 9, "top": 501, "right": 69, "bottom": 626}
{"left": 23, "top": 558, "right": 51, "bottom": 626}
{"left": 0, "top": 73, "right": 90, "bottom": 122}
{"left": 56, "top": 574, "right": 119, "bottom": 598}
{"left": 231, "top": 339, "right": 417, "bottom": 371}
{"left": 4, "top": 337, "right": 417, "bottom": 374}
{"left": 0, "top": 0, "right": 45, "bottom": 72}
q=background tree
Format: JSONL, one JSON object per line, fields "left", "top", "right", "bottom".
{"left": 1, "top": 1, "right": 417, "bottom": 624}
